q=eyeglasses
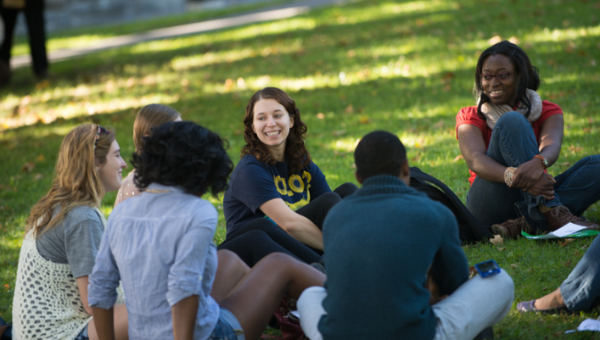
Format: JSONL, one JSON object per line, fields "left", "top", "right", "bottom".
{"left": 94, "top": 125, "right": 106, "bottom": 151}
{"left": 481, "top": 72, "right": 513, "bottom": 81}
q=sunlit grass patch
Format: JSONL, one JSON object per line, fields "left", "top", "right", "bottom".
{"left": 1, "top": 0, "right": 600, "bottom": 337}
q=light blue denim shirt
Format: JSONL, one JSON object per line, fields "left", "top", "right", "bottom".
{"left": 88, "top": 183, "right": 220, "bottom": 340}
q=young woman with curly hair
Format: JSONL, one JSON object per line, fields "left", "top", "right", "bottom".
{"left": 88, "top": 121, "right": 325, "bottom": 340}
{"left": 114, "top": 103, "right": 181, "bottom": 207}
{"left": 456, "top": 40, "right": 600, "bottom": 239}
{"left": 12, "top": 124, "right": 128, "bottom": 340}
{"left": 220, "top": 87, "right": 356, "bottom": 267}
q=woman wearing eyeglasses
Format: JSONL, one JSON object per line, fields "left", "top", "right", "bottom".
{"left": 455, "top": 40, "right": 600, "bottom": 239}
{"left": 12, "top": 124, "right": 129, "bottom": 340}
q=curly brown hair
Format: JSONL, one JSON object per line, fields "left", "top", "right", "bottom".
{"left": 241, "top": 87, "right": 310, "bottom": 173}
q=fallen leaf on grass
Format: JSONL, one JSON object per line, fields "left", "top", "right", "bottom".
{"left": 344, "top": 105, "right": 354, "bottom": 113}
{"left": 453, "top": 155, "right": 464, "bottom": 162}
{"left": 316, "top": 113, "right": 325, "bottom": 120}
{"left": 581, "top": 244, "right": 590, "bottom": 250}
{"left": 35, "top": 80, "right": 50, "bottom": 90}
{"left": 510, "top": 263, "right": 518, "bottom": 269}
{"left": 21, "top": 162, "right": 35, "bottom": 173}
{"left": 563, "top": 260, "right": 572, "bottom": 267}
{"left": 34, "top": 174, "right": 43, "bottom": 180}
{"left": 543, "top": 287, "right": 548, "bottom": 291}
{"left": 489, "top": 234, "right": 503, "bottom": 245}
{"left": 331, "top": 130, "right": 346, "bottom": 136}
{"left": 559, "top": 238, "right": 575, "bottom": 247}
{"left": 359, "top": 116, "right": 371, "bottom": 124}
{"left": 36, "top": 154, "right": 45, "bottom": 162}
{"left": 575, "top": 249, "right": 580, "bottom": 256}
{"left": 497, "top": 247, "right": 505, "bottom": 251}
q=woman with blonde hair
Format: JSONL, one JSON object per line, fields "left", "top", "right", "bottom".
{"left": 12, "top": 124, "right": 128, "bottom": 340}
{"left": 114, "top": 103, "right": 181, "bottom": 207}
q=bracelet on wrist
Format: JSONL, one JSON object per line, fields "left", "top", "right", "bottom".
{"left": 533, "top": 154, "right": 549, "bottom": 169}
{"left": 504, "top": 167, "right": 517, "bottom": 187}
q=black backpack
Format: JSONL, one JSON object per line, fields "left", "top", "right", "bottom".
{"left": 409, "top": 167, "right": 492, "bottom": 244}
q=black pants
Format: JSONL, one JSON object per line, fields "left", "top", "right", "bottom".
{"left": 0, "top": 0, "right": 48, "bottom": 74}
{"left": 218, "top": 183, "right": 358, "bottom": 267}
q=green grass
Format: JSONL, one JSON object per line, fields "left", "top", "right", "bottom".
{"left": 2, "top": 0, "right": 600, "bottom": 337}
{"left": 9, "top": 0, "right": 292, "bottom": 57}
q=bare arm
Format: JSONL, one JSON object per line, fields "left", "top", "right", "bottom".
{"left": 457, "top": 124, "right": 506, "bottom": 183}
{"left": 511, "top": 115, "right": 563, "bottom": 191}
{"left": 80, "top": 276, "right": 116, "bottom": 340}
{"left": 172, "top": 295, "right": 199, "bottom": 340}
{"left": 260, "top": 198, "right": 324, "bottom": 250}
{"left": 91, "top": 306, "right": 115, "bottom": 340}
{"left": 76, "top": 276, "right": 94, "bottom": 315}
{"left": 537, "top": 114, "right": 563, "bottom": 166}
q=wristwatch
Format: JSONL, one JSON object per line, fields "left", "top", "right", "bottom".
{"left": 533, "top": 155, "right": 549, "bottom": 169}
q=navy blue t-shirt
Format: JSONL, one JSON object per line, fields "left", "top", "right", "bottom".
{"left": 223, "top": 154, "right": 331, "bottom": 237}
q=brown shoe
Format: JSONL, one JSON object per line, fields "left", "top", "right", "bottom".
{"left": 491, "top": 217, "right": 532, "bottom": 240}
{"left": 543, "top": 206, "right": 599, "bottom": 231}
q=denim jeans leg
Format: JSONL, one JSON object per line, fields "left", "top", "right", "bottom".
{"left": 560, "top": 236, "right": 600, "bottom": 311}
{"left": 466, "top": 112, "right": 562, "bottom": 228}
{"left": 554, "top": 155, "right": 600, "bottom": 217}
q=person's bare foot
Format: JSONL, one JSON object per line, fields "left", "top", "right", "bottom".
{"left": 533, "top": 288, "right": 565, "bottom": 310}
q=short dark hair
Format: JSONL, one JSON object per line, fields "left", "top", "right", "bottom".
{"left": 475, "top": 40, "right": 541, "bottom": 119}
{"left": 132, "top": 121, "right": 233, "bottom": 197}
{"left": 354, "top": 131, "right": 406, "bottom": 181}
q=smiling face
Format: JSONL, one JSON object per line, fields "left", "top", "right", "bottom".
{"left": 96, "top": 140, "right": 127, "bottom": 192}
{"left": 481, "top": 54, "right": 519, "bottom": 107}
{"left": 251, "top": 98, "right": 294, "bottom": 162}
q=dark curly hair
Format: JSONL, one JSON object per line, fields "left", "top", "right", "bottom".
{"left": 475, "top": 40, "right": 541, "bottom": 120}
{"left": 132, "top": 121, "right": 233, "bottom": 197}
{"left": 241, "top": 87, "right": 310, "bottom": 173}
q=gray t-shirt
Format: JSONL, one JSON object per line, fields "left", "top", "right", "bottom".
{"left": 36, "top": 205, "right": 104, "bottom": 278}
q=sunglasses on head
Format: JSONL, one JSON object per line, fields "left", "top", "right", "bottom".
{"left": 94, "top": 125, "right": 106, "bottom": 151}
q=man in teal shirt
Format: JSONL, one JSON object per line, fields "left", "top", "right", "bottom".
{"left": 297, "top": 131, "right": 514, "bottom": 340}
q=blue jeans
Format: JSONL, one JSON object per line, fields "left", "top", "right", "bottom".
{"left": 466, "top": 112, "right": 600, "bottom": 231}
{"left": 209, "top": 308, "right": 246, "bottom": 340}
{"left": 561, "top": 236, "right": 600, "bottom": 311}
{"left": 74, "top": 324, "right": 89, "bottom": 340}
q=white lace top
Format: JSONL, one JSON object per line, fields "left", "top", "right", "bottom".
{"left": 12, "top": 209, "right": 124, "bottom": 340}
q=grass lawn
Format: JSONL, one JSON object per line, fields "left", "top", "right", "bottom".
{"left": 2, "top": 0, "right": 600, "bottom": 338}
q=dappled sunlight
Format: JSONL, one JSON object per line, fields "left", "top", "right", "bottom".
{"left": 328, "top": 137, "right": 360, "bottom": 152}
{"left": 0, "top": 124, "right": 77, "bottom": 141}
{"left": 128, "top": 17, "right": 317, "bottom": 55}
{"left": 1, "top": 92, "right": 179, "bottom": 130}
{"left": 171, "top": 41, "right": 305, "bottom": 70}
{"left": 525, "top": 25, "right": 600, "bottom": 44}
{"left": 12, "top": 34, "right": 115, "bottom": 57}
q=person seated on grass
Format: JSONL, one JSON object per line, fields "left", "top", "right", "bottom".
{"left": 88, "top": 121, "right": 326, "bottom": 340}
{"left": 12, "top": 124, "right": 128, "bottom": 340}
{"left": 517, "top": 235, "right": 600, "bottom": 314}
{"left": 118, "top": 103, "right": 322, "bottom": 269}
{"left": 221, "top": 87, "right": 356, "bottom": 268}
{"left": 296, "top": 131, "right": 514, "bottom": 340}
{"left": 456, "top": 40, "right": 600, "bottom": 239}
{"left": 114, "top": 103, "right": 181, "bottom": 207}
